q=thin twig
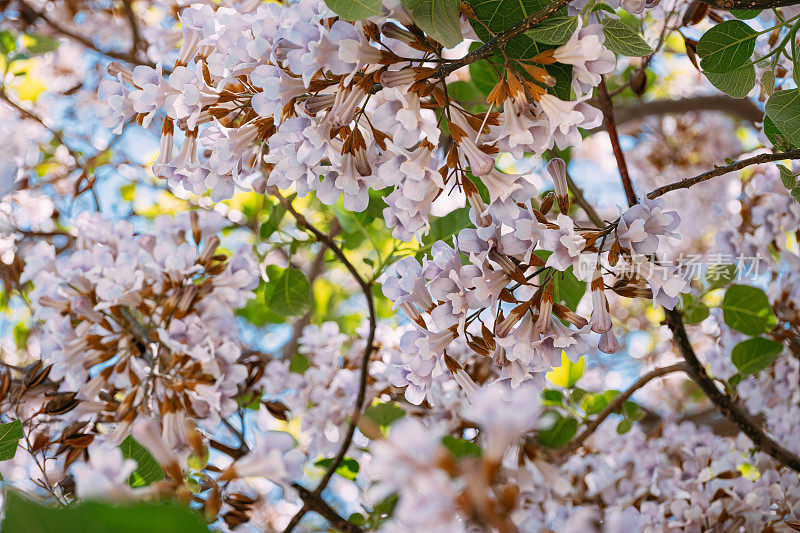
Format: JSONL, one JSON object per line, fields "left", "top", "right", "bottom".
{"left": 273, "top": 191, "right": 376, "bottom": 533}
{"left": 282, "top": 219, "right": 342, "bottom": 360}
{"left": 434, "top": 0, "right": 572, "bottom": 80}
{"left": 647, "top": 149, "right": 800, "bottom": 199}
{"left": 120, "top": 0, "right": 143, "bottom": 55}
{"left": 0, "top": 89, "right": 100, "bottom": 209}
{"left": 594, "top": 95, "right": 764, "bottom": 133}
{"left": 597, "top": 77, "right": 638, "bottom": 207}
{"left": 663, "top": 309, "right": 800, "bottom": 473}
{"left": 292, "top": 483, "right": 364, "bottom": 533}
{"left": 17, "top": 0, "right": 154, "bottom": 67}
{"left": 558, "top": 362, "right": 687, "bottom": 456}
{"left": 0, "top": 89, "right": 74, "bottom": 156}
{"left": 566, "top": 171, "right": 604, "bottom": 228}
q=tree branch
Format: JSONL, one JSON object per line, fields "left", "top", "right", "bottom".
{"left": 647, "top": 149, "right": 800, "bottom": 199}
{"left": 120, "top": 0, "right": 143, "bottom": 55}
{"left": 17, "top": 0, "right": 154, "bottom": 67}
{"left": 663, "top": 309, "right": 800, "bottom": 473}
{"left": 558, "top": 362, "right": 687, "bottom": 456}
{"left": 282, "top": 219, "right": 342, "bottom": 360}
{"left": 292, "top": 483, "right": 363, "bottom": 533}
{"left": 566, "top": 170, "right": 604, "bottom": 228}
{"left": 597, "top": 77, "right": 638, "bottom": 207}
{"left": 598, "top": 75, "right": 800, "bottom": 474}
{"left": 273, "top": 191, "right": 376, "bottom": 533}
{"left": 614, "top": 95, "right": 763, "bottom": 128}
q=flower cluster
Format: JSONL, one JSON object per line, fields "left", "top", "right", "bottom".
{"left": 18, "top": 211, "right": 260, "bottom": 473}
{"left": 383, "top": 163, "right": 688, "bottom": 401}
{"left": 99, "top": 0, "right": 614, "bottom": 243}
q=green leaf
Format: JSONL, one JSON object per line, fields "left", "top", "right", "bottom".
{"left": 580, "top": 390, "right": 619, "bottom": 416}
{"left": 731, "top": 9, "right": 761, "bottom": 19}
{"left": 469, "top": 0, "right": 571, "bottom": 62}
{"left": 323, "top": 0, "right": 382, "bottom": 20}
{"left": 760, "top": 70, "right": 775, "bottom": 97}
{"left": 349, "top": 513, "right": 368, "bottom": 527}
{"left": 696, "top": 20, "right": 757, "bottom": 73}
{"left": 706, "top": 264, "right": 737, "bottom": 290}
{"left": 441, "top": 435, "right": 483, "bottom": 459}
{"left": 525, "top": 16, "right": 578, "bottom": 46}
{"left": 468, "top": 59, "right": 500, "bottom": 96}
{"left": 552, "top": 266, "right": 586, "bottom": 311}
{"left": 411, "top": 0, "right": 464, "bottom": 48}
{"left": 570, "top": 387, "right": 587, "bottom": 405}
{"left": 364, "top": 402, "right": 405, "bottom": 429}
{"left": 601, "top": 19, "right": 653, "bottom": 57}
{"left": 542, "top": 389, "right": 564, "bottom": 406}
{"left": 764, "top": 115, "right": 795, "bottom": 150}
{"left": 0, "top": 31, "right": 16, "bottom": 54}
{"left": 467, "top": 0, "right": 571, "bottom": 96}
{"left": 546, "top": 352, "right": 584, "bottom": 388}
{"left": 616, "top": 418, "right": 633, "bottom": 434}
{"left": 21, "top": 33, "right": 60, "bottom": 54}
{"left": 731, "top": 337, "right": 783, "bottom": 376}
{"left": 682, "top": 294, "right": 710, "bottom": 325}
{"left": 778, "top": 164, "right": 797, "bottom": 189}
{"left": 537, "top": 414, "right": 578, "bottom": 448}
{"left": 0, "top": 420, "right": 23, "bottom": 461}
{"left": 425, "top": 207, "right": 473, "bottom": 246}
{"left": 623, "top": 400, "right": 644, "bottom": 420}
{"left": 371, "top": 493, "right": 399, "bottom": 521}
{"left": 791, "top": 186, "right": 800, "bottom": 204}
{"left": 289, "top": 353, "right": 310, "bottom": 374}
{"left": 722, "top": 284, "right": 776, "bottom": 335}
{"left": 237, "top": 279, "right": 285, "bottom": 326}
{"left": 315, "top": 457, "right": 360, "bottom": 481}
{"left": 1, "top": 492, "right": 208, "bottom": 533}
{"left": 119, "top": 436, "right": 165, "bottom": 487}
{"left": 266, "top": 267, "right": 311, "bottom": 317}
{"left": 766, "top": 89, "right": 800, "bottom": 149}
{"left": 260, "top": 202, "right": 286, "bottom": 240}
{"left": 704, "top": 64, "right": 756, "bottom": 99}
{"left": 447, "top": 80, "right": 484, "bottom": 101}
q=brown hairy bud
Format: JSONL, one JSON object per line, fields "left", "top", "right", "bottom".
{"left": 459, "top": 1, "right": 476, "bottom": 18}
{"left": 205, "top": 486, "right": 222, "bottom": 522}
{"left": 631, "top": 68, "right": 647, "bottom": 98}
{"left": 608, "top": 239, "right": 621, "bottom": 266}
{"left": 198, "top": 235, "right": 220, "bottom": 265}
{"left": 540, "top": 192, "right": 556, "bottom": 215}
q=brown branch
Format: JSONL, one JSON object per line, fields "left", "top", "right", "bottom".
{"left": 559, "top": 362, "right": 687, "bottom": 456}
{"left": 699, "top": 0, "right": 800, "bottom": 10}
{"left": 0, "top": 89, "right": 101, "bottom": 208}
{"left": 273, "top": 190, "right": 376, "bottom": 533}
{"left": 0, "top": 89, "right": 74, "bottom": 157}
{"left": 663, "top": 309, "right": 800, "bottom": 473}
{"left": 209, "top": 439, "right": 246, "bottom": 460}
{"left": 647, "top": 149, "right": 800, "bottom": 199}
{"left": 282, "top": 219, "right": 342, "bottom": 360}
{"left": 292, "top": 483, "right": 363, "bottom": 533}
{"left": 434, "top": 0, "right": 572, "bottom": 79}
{"left": 612, "top": 95, "right": 763, "bottom": 129}
{"left": 597, "top": 77, "right": 638, "bottom": 208}
{"left": 17, "top": 0, "right": 154, "bottom": 67}
{"left": 120, "top": 0, "right": 143, "bottom": 55}
{"left": 566, "top": 171, "right": 604, "bottom": 228}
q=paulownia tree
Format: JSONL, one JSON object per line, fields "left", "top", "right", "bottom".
{"left": 1, "top": 0, "right": 800, "bottom": 530}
